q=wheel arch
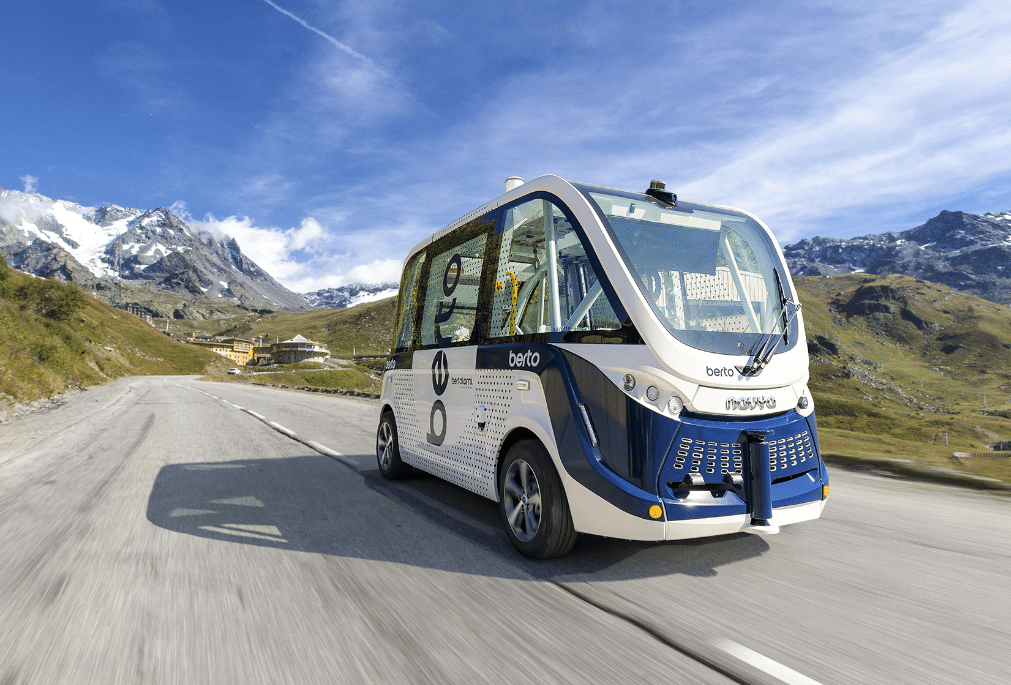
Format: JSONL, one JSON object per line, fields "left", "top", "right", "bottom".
{"left": 495, "top": 427, "right": 540, "bottom": 493}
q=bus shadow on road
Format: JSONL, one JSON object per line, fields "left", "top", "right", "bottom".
{"left": 147, "top": 455, "right": 770, "bottom": 581}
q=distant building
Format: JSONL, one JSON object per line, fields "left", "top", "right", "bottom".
{"left": 271, "top": 334, "right": 329, "bottom": 365}
{"left": 252, "top": 344, "right": 273, "bottom": 366}
{"left": 189, "top": 337, "right": 254, "bottom": 365}
{"left": 118, "top": 303, "right": 155, "bottom": 326}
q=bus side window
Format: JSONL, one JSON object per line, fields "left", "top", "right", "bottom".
{"left": 420, "top": 232, "right": 488, "bottom": 346}
{"left": 393, "top": 250, "right": 426, "bottom": 351}
{"left": 491, "top": 199, "right": 620, "bottom": 337}
{"left": 491, "top": 200, "right": 546, "bottom": 336}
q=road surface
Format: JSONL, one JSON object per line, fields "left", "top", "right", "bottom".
{"left": 1, "top": 376, "right": 1008, "bottom": 684}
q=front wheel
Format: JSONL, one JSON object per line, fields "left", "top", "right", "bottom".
{"left": 376, "top": 411, "right": 410, "bottom": 480}
{"left": 498, "top": 440, "right": 576, "bottom": 559}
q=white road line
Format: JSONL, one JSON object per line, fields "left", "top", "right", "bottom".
{"left": 712, "top": 639, "right": 823, "bottom": 685}
{"left": 207, "top": 400, "right": 353, "bottom": 468}
{"left": 268, "top": 422, "right": 296, "bottom": 437}
{"left": 306, "top": 441, "right": 343, "bottom": 458}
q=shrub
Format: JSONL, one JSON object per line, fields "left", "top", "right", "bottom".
{"left": 4, "top": 278, "right": 89, "bottom": 322}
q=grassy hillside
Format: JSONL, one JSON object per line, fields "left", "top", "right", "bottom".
{"left": 796, "top": 273, "right": 1011, "bottom": 483}
{"left": 1, "top": 256, "right": 222, "bottom": 406}
{"left": 213, "top": 296, "right": 397, "bottom": 359}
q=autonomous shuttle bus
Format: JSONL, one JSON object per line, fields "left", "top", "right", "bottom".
{"left": 377, "top": 175, "right": 828, "bottom": 559}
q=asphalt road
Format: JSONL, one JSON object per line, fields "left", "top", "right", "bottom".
{"left": 1, "top": 376, "right": 1008, "bottom": 684}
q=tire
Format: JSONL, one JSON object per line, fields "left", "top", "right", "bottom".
{"left": 498, "top": 439, "right": 577, "bottom": 559}
{"left": 376, "top": 411, "right": 410, "bottom": 480}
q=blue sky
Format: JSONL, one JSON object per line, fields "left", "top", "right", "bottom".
{"left": 4, "top": 1, "right": 1011, "bottom": 292}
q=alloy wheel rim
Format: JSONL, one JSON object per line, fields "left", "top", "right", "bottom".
{"left": 503, "top": 459, "right": 541, "bottom": 541}
{"left": 378, "top": 422, "right": 393, "bottom": 469}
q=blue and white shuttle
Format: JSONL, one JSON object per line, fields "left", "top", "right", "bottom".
{"left": 377, "top": 175, "right": 828, "bottom": 558}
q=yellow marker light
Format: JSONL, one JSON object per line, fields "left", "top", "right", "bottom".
{"left": 649, "top": 505, "right": 663, "bottom": 519}
{"left": 823, "top": 485, "right": 830, "bottom": 499}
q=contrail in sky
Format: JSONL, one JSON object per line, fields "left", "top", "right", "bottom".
{"left": 260, "top": 0, "right": 388, "bottom": 77}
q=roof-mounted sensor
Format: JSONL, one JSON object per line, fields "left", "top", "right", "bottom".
{"left": 645, "top": 179, "right": 676, "bottom": 206}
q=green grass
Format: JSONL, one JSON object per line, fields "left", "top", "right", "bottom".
{"left": 208, "top": 365, "right": 381, "bottom": 394}
{"left": 797, "top": 273, "right": 1011, "bottom": 481}
{"left": 290, "top": 366, "right": 381, "bottom": 393}
{"left": 1, "top": 256, "right": 221, "bottom": 403}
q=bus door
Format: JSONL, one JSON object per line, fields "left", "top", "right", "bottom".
{"left": 411, "top": 222, "right": 497, "bottom": 496}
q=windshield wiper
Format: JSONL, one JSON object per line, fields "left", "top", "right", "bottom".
{"left": 735, "top": 269, "right": 801, "bottom": 378}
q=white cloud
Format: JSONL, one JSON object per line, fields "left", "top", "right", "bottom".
{"left": 20, "top": 174, "right": 38, "bottom": 194}
{"left": 289, "top": 217, "right": 324, "bottom": 250}
{"left": 343, "top": 259, "right": 402, "bottom": 285}
{"left": 170, "top": 200, "right": 400, "bottom": 292}
{"left": 674, "top": 0, "right": 1011, "bottom": 240}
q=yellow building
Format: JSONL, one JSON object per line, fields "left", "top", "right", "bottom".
{"left": 189, "top": 337, "right": 254, "bottom": 365}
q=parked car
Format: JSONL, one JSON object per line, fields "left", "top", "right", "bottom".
{"left": 227, "top": 368, "right": 241, "bottom": 375}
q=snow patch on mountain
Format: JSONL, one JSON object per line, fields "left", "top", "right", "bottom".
{"left": 302, "top": 283, "right": 398, "bottom": 309}
{"left": 0, "top": 186, "right": 309, "bottom": 312}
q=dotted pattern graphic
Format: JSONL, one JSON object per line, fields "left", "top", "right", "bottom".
{"left": 390, "top": 371, "right": 422, "bottom": 447}
{"left": 388, "top": 368, "right": 518, "bottom": 499}
{"left": 430, "top": 372, "right": 515, "bottom": 496}
{"left": 681, "top": 268, "right": 770, "bottom": 333}
{"left": 683, "top": 267, "right": 767, "bottom": 303}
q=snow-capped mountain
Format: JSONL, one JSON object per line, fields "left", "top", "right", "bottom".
{"left": 0, "top": 187, "right": 308, "bottom": 312}
{"left": 302, "top": 283, "right": 399, "bottom": 309}
{"left": 784, "top": 210, "right": 1011, "bottom": 306}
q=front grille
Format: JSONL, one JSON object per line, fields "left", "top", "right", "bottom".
{"left": 672, "top": 437, "right": 744, "bottom": 475}
{"left": 768, "top": 430, "right": 814, "bottom": 471}
{"left": 660, "top": 411, "right": 820, "bottom": 492}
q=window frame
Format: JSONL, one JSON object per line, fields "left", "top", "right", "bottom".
{"left": 395, "top": 191, "right": 645, "bottom": 353}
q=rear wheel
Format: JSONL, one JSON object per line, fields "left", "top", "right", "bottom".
{"left": 376, "top": 411, "right": 410, "bottom": 480}
{"left": 498, "top": 440, "right": 577, "bottom": 559}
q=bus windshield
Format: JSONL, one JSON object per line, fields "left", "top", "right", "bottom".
{"left": 583, "top": 188, "right": 794, "bottom": 355}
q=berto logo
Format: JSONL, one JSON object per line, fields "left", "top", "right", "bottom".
{"left": 707, "top": 366, "right": 736, "bottom": 377}
{"left": 426, "top": 351, "right": 449, "bottom": 446}
{"left": 509, "top": 349, "right": 541, "bottom": 368}
{"left": 726, "top": 396, "right": 777, "bottom": 411}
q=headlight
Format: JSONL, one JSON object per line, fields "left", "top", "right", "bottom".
{"left": 667, "top": 395, "right": 684, "bottom": 415}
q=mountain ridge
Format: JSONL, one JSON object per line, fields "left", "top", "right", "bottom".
{"left": 784, "top": 209, "right": 1011, "bottom": 305}
{"left": 0, "top": 187, "right": 308, "bottom": 315}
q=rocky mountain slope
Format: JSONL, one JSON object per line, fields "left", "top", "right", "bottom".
{"left": 302, "top": 283, "right": 398, "bottom": 309}
{"left": 784, "top": 210, "right": 1011, "bottom": 305}
{"left": 0, "top": 187, "right": 308, "bottom": 314}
